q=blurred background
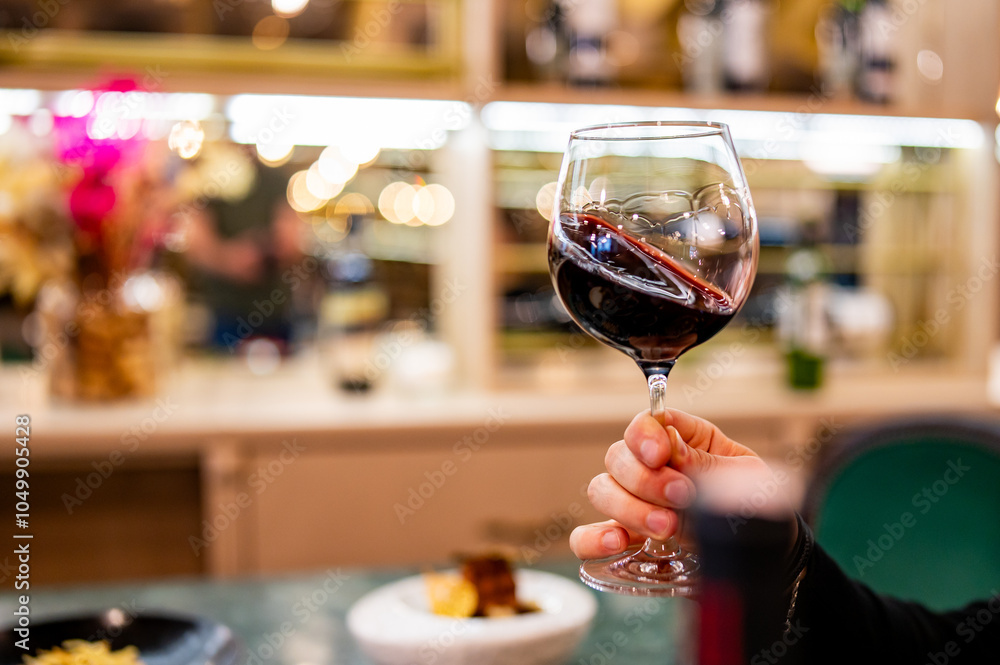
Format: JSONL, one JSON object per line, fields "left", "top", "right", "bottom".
{"left": 0, "top": 0, "right": 998, "bottom": 589}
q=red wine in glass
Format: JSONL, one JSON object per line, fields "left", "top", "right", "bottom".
{"left": 549, "top": 211, "right": 738, "bottom": 379}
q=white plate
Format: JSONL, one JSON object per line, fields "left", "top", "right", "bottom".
{"left": 347, "top": 569, "right": 597, "bottom": 665}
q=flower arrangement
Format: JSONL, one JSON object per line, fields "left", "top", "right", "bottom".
{"left": 0, "top": 78, "right": 178, "bottom": 400}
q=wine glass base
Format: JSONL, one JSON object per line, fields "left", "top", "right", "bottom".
{"left": 579, "top": 545, "right": 699, "bottom": 597}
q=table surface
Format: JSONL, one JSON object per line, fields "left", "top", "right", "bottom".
{"left": 0, "top": 562, "right": 693, "bottom": 665}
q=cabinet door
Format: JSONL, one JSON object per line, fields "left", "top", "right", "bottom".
{"left": 244, "top": 425, "right": 620, "bottom": 572}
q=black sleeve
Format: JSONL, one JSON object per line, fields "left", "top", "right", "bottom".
{"left": 789, "top": 518, "right": 1000, "bottom": 665}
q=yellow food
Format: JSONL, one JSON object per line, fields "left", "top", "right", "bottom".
{"left": 425, "top": 572, "right": 478, "bottom": 618}
{"left": 24, "top": 640, "right": 143, "bottom": 665}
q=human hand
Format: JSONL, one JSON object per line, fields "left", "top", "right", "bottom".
{"left": 569, "top": 409, "right": 771, "bottom": 560}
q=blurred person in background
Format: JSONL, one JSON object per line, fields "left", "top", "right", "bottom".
{"left": 570, "top": 410, "right": 1000, "bottom": 664}
{"left": 179, "top": 148, "right": 304, "bottom": 351}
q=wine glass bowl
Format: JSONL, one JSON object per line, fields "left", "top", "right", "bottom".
{"left": 547, "top": 121, "right": 758, "bottom": 596}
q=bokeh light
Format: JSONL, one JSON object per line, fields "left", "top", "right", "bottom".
{"left": 168, "top": 120, "right": 206, "bottom": 159}
{"left": 378, "top": 181, "right": 412, "bottom": 224}
{"left": 422, "top": 183, "right": 455, "bottom": 226}
{"left": 305, "top": 162, "right": 345, "bottom": 200}
{"left": 535, "top": 181, "right": 558, "bottom": 222}
{"left": 288, "top": 170, "right": 325, "bottom": 212}
{"left": 317, "top": 145, "right": 359, "bottom": 185}
{"left": 252, "top": 16, "right": 289, "bottom": 50}
{"left": 256, "top": 141, "right": 294, "bottom": 166}
{"left": 916, "top": 50, "right": 944, "bottom": 83}
{"left": 272, "top": 0, "right": 309, "bottom": 18}
{"left": 334, "top": 192, "right": 374, "bottom": 216}
{"left": 377, "top": 181, "right": 454, "bottom": 226}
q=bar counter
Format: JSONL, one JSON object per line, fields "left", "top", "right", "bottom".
{"left": 0, "top": 356, "right": 993, "bottom": 578}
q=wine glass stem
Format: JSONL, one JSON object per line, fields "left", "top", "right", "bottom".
{"left": 644, "top": 368, "right": 683, "bottom": 559}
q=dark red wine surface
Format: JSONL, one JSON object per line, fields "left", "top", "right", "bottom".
{"left": 549, "top": 212, "right": 736, "bottom": 369}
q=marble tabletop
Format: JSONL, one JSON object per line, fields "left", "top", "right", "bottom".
{"left": 0, "top": 562, "right": 693, "bottom": 665}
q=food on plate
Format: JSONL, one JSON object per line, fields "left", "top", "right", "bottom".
{"left": 23, "top": 640, "right": 143, "bottom": 665}
{"left": 425, "top": 554, "right": 540, "bottom": 618}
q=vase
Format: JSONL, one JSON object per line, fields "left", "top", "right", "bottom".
{"left": 38, "top": 272, "right": 181, "bottom": 401}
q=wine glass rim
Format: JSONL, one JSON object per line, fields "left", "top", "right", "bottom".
{"left": 569, "top": 120, "right": 730, "bottom": 141}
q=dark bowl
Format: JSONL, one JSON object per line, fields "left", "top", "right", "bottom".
{"left": 0, "top": 610, "right": 241, "bottom": 665}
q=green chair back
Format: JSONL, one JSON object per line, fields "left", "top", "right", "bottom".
{"left": 806, "top": 417, "right": 1000, "bottom": 611}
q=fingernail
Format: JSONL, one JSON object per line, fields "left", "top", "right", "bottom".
{"left": 639, "top": 439, "right": 659, "bottom": 466}
{"left": 601, "top": 530, "right": 622, "bottom": 551}
{"left": 646, "top": 510, "right": 671, "bottom": 536}
{"left": 664, "top": 481, "right": 691, "bottom": 507}
{"left": 669, "top": 427, "right": 688, "bottom": 460}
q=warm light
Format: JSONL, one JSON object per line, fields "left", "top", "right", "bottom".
{"left": 482, "top": 101, "right": 986, "bottom": 153}
{"left": 288, "top": 170, "right": 325, "bottom": 213}
{"left": 245, "top": 338, "right": 281, "bottom": 375}
{"left": 393, "top": 183, "right": 418, "bottom": 225}
{"left": 413, "top": 186, "right": 435, "bottom": 223}
{"left": 168, "top": 120, "right": 206, "bottom": 159}
{"left": 916, "top": 50, "right": 944, "bottom": 83}
{"left": 535, "top": 182, "right": 558, "bottom": 222}
{"left": 317, "top": 146, "right": 359, "bottom": 185}
{"left": 227, "top": 95, "right": 471, "bottom": 150}
{"left": 422, "top": 184, "right": 455, "bottom": 226}
{"left": 334, "top": 193, "right": 374, "bottom": 216}
{"left": 257, "top": 141, "right": 294, "bottom": 166}
{"left": 305, "top": 163, "right": 345, "bottom": 200}
{"left": 252, "top": 16, "right": 289, "bottom": 50}
{"left": 272, "top": 0, "right": 308, "bottom": 18}
{"left": 338, "top": 135, "right": 380, "bottom": 166}
{"left": 378, "top": 181, "right": 412, "bottom": 224}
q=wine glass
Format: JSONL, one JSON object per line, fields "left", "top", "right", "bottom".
{"left": 547, "top": 121, "right": 758, "bottom": 596}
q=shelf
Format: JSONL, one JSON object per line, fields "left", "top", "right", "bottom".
{"left": 491, "top": 83, "right": 998, "bottom": 123}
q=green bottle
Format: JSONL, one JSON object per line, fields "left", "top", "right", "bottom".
{"left": 783, "top": 222, "right": 829, "bottom": 390}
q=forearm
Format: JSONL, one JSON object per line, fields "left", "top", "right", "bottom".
{"left": 789, "top": 519, "right": 1000, "bottom": 663}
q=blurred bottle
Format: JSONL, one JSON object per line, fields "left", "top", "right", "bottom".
{"left": 318, "top": 215, "right": 389, "bottom": 393}
{"left": 676, "top": 0, "right": 725, "bottom": 94}
{"left": 857, "top": 0, "right": 896, "bottom": 103}
{"left": 721, "top": 0, "right": 771, "bottom": 92}
{"left": 564, "top": 0, "right": 619, "bottom": 86}
{"left": 692, "top": 467, "right": 802, "bottom": 665}
{"left": 525, "top": 0, "right": 570, "bottom": 82}
{"left": 780, "top": 222, "right": 830, "bottom": 390}
{"left": 815, "top": 0, "right": 861, "bottom": 99}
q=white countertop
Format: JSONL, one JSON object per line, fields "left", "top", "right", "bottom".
{"left": 1, "top": 352, "right": 993, "bottom": 460}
